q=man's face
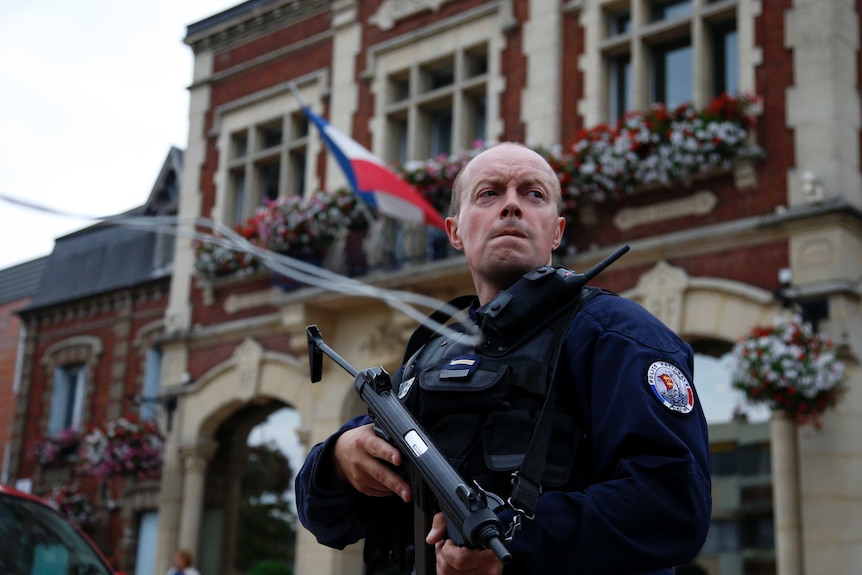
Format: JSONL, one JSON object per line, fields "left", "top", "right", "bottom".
{"left": 445, "top": 144, "right": 565, "bottom": 299}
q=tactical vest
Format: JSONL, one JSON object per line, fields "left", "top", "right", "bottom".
{"left": 363, "top": 281, "right": 610, "bottom": 574}
{"left": 398, "top": 312, "right": 582, "bottom": 499}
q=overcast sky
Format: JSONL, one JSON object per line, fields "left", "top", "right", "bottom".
{"left": 0, "top": 0, "right": 240, "bottom": 270}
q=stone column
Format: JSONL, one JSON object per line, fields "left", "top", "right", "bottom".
{"left": 178, "top": 442, "right": 217, "bottom": 553}
{"left": 771, "top": 411, "right": 803, "bottom": 575}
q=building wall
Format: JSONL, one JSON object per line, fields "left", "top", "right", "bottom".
{"left": 163, "top": 1, "right": 862, "bottom": 574}
{"left": 0, "top": 297, "right": 28, "bottom": 485}
{"left": 12, "top": 280, "right": 170, "bottom": 568}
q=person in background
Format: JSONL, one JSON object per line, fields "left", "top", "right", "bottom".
{"left": 296, "top": 142, "right": 712, "bottom": 574}
{"left": 166, "top": 548, "right": 200, "bottom": 575}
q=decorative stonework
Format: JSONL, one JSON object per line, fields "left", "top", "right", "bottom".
{"left": 370, "top": 0, "right": 455, "bottom": 30}
{"left": 613, "top": 191, "right": 717, "bottom": 231}
{"left": 631, "top": 260, "right": 690, "bottom": 333}
{"left": 232, "top": 338, "right": 265, "bottom": 401}
{"left": 224, "top": 287, "right": 284, "bottom": 314}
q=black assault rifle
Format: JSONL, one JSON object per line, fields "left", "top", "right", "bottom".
{"left": 306, "top": 244, "right": 630, "bottom": 574}
{"left": 307, "top": 325, "right": 511, "bottom": 573}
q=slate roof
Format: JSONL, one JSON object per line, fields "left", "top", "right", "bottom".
{"left": 23, "top": 222, "right": 169, "bottom": 311}
{"left": 0, "top": 257, "right": 48, "bottom": 305}
{"left": 21, "top": 147, "right": 183, "bottom": 312}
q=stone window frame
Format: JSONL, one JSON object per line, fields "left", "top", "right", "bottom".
{"left": 576, "top": 0, "right": 761, "bottom": 127}
{"left": 210, "top": 71, "right": 328, "bottom": 227}
{"left": 364, "top": 3, "right": 511, "bottom": 164}
{"left": 40, "top": 336, "right": 103, "bottom": 435}
{"left": 134, "top": 320, "right": 166, "bottom": 422}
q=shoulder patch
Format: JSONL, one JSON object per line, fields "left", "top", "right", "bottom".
{"left": 646, "top": 361, "right": 694, "bottom": 415}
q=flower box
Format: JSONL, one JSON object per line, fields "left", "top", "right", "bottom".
{"left": 29, "top": 428, "right": 81, "bottom": 467}
{"left": 80, "top": 417, "right": 164, "bottom": 480}
{"left": 730, "top": 315, "right": 846, "bottom": 427}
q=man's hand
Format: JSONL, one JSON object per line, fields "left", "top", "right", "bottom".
{"left": 333, "top": 423, "right": 411, "bottom": 502}
{"left": 426, "top": 512, "right": 504, "bottom": 575}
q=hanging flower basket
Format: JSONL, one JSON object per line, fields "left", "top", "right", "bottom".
{"left": 29, "top": 428, "right": 81, "bottom": 466}
{"left": 729, "top": 315, "right": 846, "bottom": 427}
{"left": 194, "top": 188, "right": 367, "bottom": 278}
{"left": 46, "top": 483, "right": 96, "bottom": 530}
{"left": 79, "top": 417, "right": 164, "bottom": 480}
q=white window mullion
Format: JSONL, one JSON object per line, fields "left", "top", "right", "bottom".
{"left": 70, "top": 365, "right": 87, "bottom": 430}
{"left": 691, "top": 14, "right": 707, "bottom": 108}
{"left": 631, "top": 0, "right": 649, "bottom": 111}
{"left": 48, "top": 367, "right": 70, "bottom": 435}
{"left": 407, "top": 67, "right": 421, "bottom": 160}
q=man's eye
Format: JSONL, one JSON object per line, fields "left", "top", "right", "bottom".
{"left": 478, "top": 189, "right": 497, "bottom": 197}
{"left": 527, "top": 189, "right": 544, "bottom": 199}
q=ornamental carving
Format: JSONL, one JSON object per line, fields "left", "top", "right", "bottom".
{"left": 370, "top": 0, "right": 454, "bottom": 30}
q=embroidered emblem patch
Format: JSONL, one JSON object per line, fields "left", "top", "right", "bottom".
{"left": 646, "top": 361, "right": 694, "bottom": 414}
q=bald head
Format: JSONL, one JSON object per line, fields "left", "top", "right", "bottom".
{"left": 450, "top": 142, "right": 563, "bottom": 216}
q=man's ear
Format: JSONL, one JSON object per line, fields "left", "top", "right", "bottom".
{"left": 445, "top": 217, "right": 463, "bottom": 251}
{"left": 552, "top": 216, "right": 566, "bottom": 249}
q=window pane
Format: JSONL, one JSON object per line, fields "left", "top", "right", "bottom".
{"left": 290, "top": 112, "right": 309, "bottom": 139}
{"left": 49, "top": 364, "right": 86, "bottom": 434}
{"left": 141, "top": 348, "right": 162, "bottom": 421}
{"left": 49, "top": 368, "right": 70, "bottom": 434}
{"left": 469, "top": 94, "right": 487, "bottom": 144}
{"left": 609, "top": 54, "right": 631, "bottom": 122}
{"left": 710, "top": 448, "right": 738, "bottom": 476}
{"left": 289, "top": 149, "right": 306, "bottom": 196}
{"left": 388, "top": 117, "right": 408, "bottom": 165}
{"left": 70, "top": 366, "right": 86, "bottom": 430}
{"left": 258, "top": 160, "right": 281, "bottom": 202}
{"left": 713, "top": 23, "right": 739, "bottom": 96}
{"left": 232, "top": 171, "right": 246, "bottom": 225}
{"left": 390, "top": 72, "right": 410, "bottom": 102}
{"left": 651, "top": 0, "right": 692, "bottom": 21}
{"left": 608, "top": 10, "right": 631, "bottom": 35}
{"left": 465, "top": 46, "right": 488, "bottom": 78}
{"left": 652, "top": 39, "right": 692, "bottom": 107}
{"left": 430, "top": 109, "right": 452, "bottom": 156}
{"left": 260, "top": 122, "right": 283, "bottom": 149}
{"left": 741, "top": 516, "right": 775, "bottom": 549}
{"left": 701, "top": 519, "right": 740, "bottom": 554}
{"left": 232, "top": 132, "right": 248, "bottom": 159}
{"left": 421, "top": 57, "right": 455, "bottom": 93}
{"left": 739, "top": 443, "right": 771, "bottom": 476}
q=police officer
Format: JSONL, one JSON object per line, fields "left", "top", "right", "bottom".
{"left": 296, "top": 143, "right": 711, "bottom": 574}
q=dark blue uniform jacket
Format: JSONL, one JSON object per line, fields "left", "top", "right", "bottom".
{"left": 296, "top": 293, "right": 712, "bottom": 574}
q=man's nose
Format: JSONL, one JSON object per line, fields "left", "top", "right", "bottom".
{"left": 500, "top": 188, "right": 522, "bottom": 218}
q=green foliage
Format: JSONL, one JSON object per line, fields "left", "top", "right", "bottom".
{"left": 247, "top": 559, "right": 293, "bottom": 575}
{"left": 234, "top": 441, "right": 297, "bottom": 573}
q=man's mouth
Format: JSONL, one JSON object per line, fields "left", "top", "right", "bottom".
{"left": 494, "top": 229, "right": 527, "bottom": 239}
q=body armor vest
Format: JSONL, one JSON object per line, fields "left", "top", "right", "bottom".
{"left": 363, "top": 282, "right": 609, "bottom": 574}
{"left": 398, "top": 296, "right": 588, "bottom": 500}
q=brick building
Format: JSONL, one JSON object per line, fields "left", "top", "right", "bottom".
{"left": 84, "top": 1, "right": 862, "bottom": 574}
{"left": 5, "top": 147, "right": 181, "bottom": 574}
{"left": 5, "top": 0, "right": 862, "bottom": 575}
{"left": 0, "top": 258, "right": 46, "bottom": 486}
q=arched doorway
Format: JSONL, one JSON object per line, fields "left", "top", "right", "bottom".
{"left": 198, "top": 400, "right": 301, "bottom": 575}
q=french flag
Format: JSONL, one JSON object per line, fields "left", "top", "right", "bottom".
{"left": 302, "top": 106, "right": 446, "bottom": 230}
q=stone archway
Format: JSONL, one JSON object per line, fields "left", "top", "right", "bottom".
{"left": 623, "top": 259, "right": 781, "bottom": 342}
{"left": 154, "top": 336, "right": 360, "bottom": 575}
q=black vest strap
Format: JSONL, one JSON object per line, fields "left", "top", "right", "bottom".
{"left": 402, "top": 294, "right": 476, "bottom": 364}
{"left": 508, "top": 286, "right": 605, "bottom": 517}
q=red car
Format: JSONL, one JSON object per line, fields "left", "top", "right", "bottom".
{"left": 0, "top": 484, "right": 122, "bottom": 575}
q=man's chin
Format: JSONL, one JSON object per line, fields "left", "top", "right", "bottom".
{"left": 482, "top": 256, "right": 538, "bottom": 287}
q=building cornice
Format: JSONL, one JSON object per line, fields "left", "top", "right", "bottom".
{"left": 184, "top": 0, "right": 334, "bottom": 55}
